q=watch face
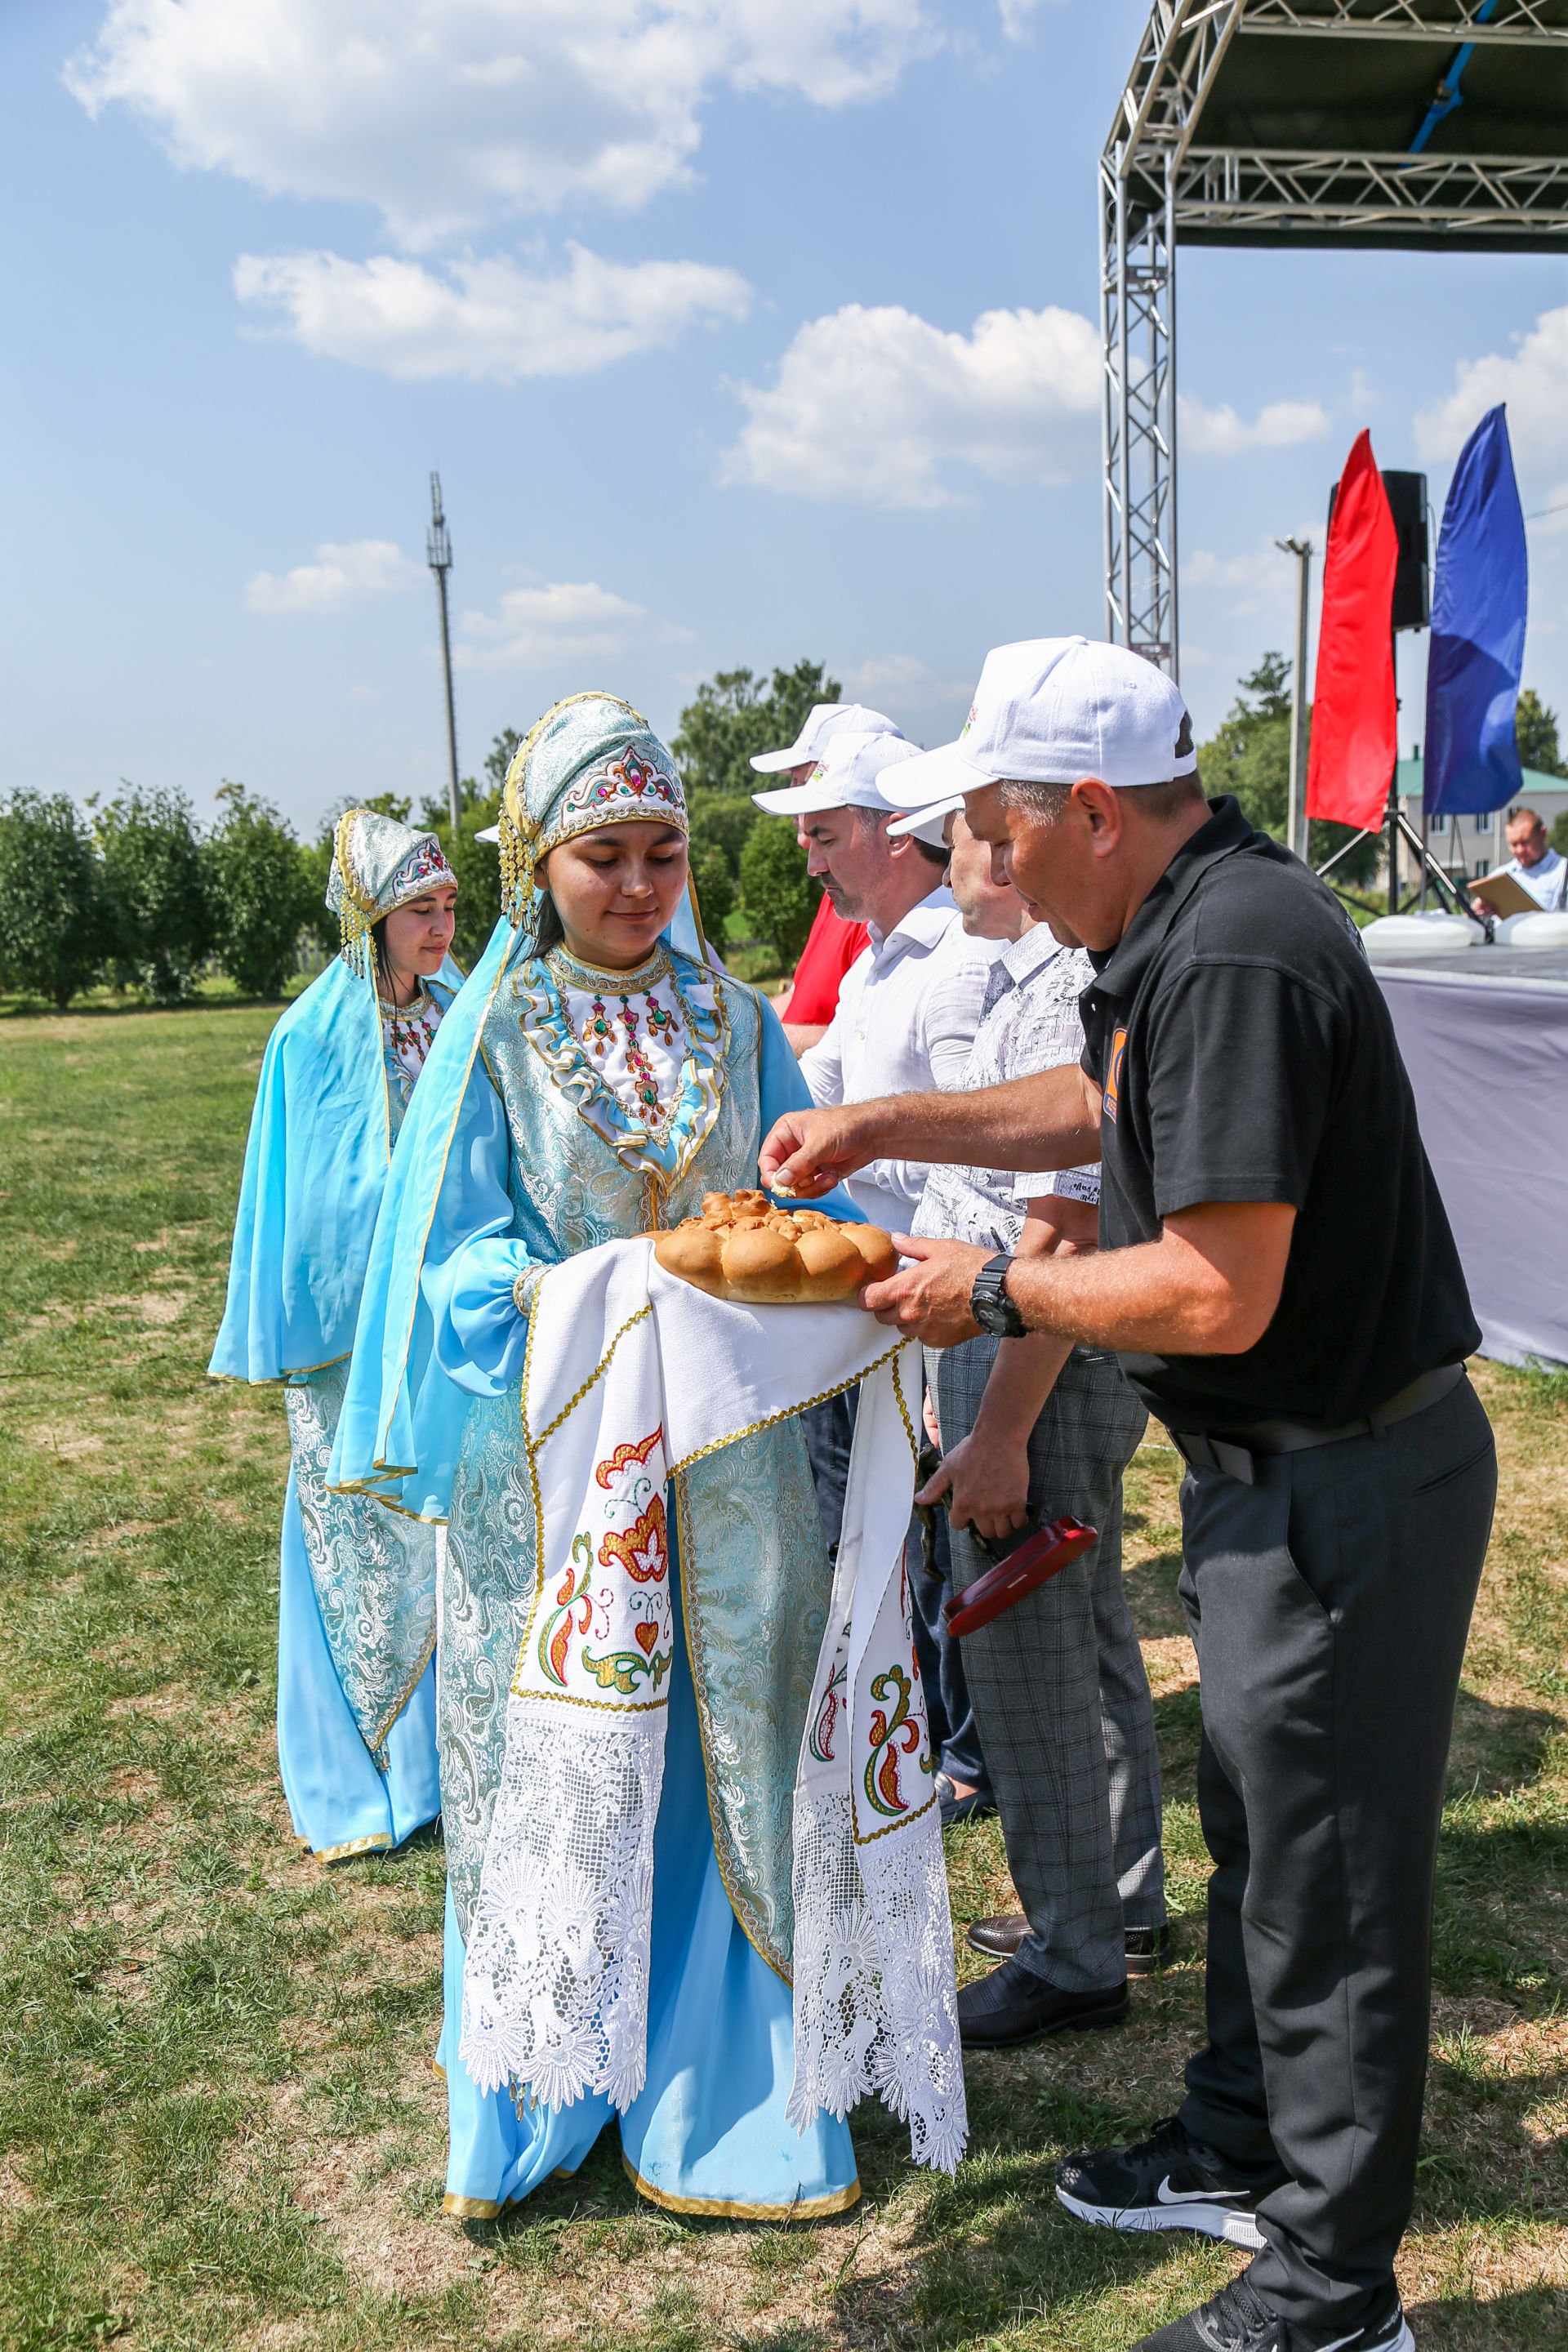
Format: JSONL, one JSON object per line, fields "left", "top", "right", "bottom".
{"left": 970, "top": 1265, "right": 1013, "bottom": 1336}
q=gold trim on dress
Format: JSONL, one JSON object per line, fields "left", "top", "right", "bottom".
{"left": 443, "top": 2192, "right": 502, "bottom": 2221}
{"left": 310, "top": 1830, "right": 394, "bottom": 1864}
{"left": 211, "top": 1348, "right": 354, "bottom": 1390}
{"left": 621, "top": 2151, "right": 860, "bottom": 2221}
{"left": 368, "top": 1619, "right": 439, "bottom": 1753}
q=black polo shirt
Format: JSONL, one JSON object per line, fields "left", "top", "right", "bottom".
{"left": 1078, "top": 796, "right": 1479, "bottom": 1432}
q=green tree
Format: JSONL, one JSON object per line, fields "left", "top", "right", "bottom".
{"left": 672, "top": 662, "right": 840, "bottom": 797}
{"left": 93, "top": 785, "right": 213, "bottom": 1004}
{"left": 1197, "top": 653, "right": 1380, "bottom": 889}
{"left": 688, "top": 840, "right": 735, "bottom": 944}
{"left": 485, "top": 729, "right": 525, "bottom": 792}
{"left": 418, "top": 751, "right": 510, "bottom": 970}
{"left": 0, "top": 791, "right": 106, "bottom": 1009}
{"left": 739, "top": 813, "right": 818, "bottom": 964}
{"left": 1515, "top": 688, "right": 1567, "bottom": 777}
{"left": 205, "top": 782, "right": 315, "bottom": 999}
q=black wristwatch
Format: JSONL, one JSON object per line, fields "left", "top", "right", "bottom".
{"left": 970, "top": 1253, "right": 1027, "bottom": 1339}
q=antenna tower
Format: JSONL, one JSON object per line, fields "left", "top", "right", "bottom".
{"left": 426, "top": 472, "right": 460, "bottom": 831}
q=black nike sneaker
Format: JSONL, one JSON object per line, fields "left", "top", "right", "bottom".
{"left": 1129, "top": 2268, "right": 1413, "bottom": 2351}
{"left": 1055, "top": 2114, "right": 1284, "bottom": 2252}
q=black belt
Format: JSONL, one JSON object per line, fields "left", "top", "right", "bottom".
{"left": 1170, "top": 1362, "right": 1465, "bottom": 1487}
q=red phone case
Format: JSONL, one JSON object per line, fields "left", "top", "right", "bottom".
{"left": 942, "top": 1516, "right": 1098, "bottom": 1637}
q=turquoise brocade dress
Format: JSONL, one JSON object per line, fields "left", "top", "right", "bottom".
{"left": 213, "top": 960, "right": 459, "bottom": 1861}
{"left": 420, "top": 941, "right": 860, "bottom": 2219}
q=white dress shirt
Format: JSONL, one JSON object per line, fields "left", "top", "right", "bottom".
{"left": 913, "top": 930, "right": 1098, "bottom": 1253}
{"left": 1502, "top": 845, "right": 1568, "bottom": 911}
{"left": 800, "top": 885, "right": 1004, "bottom": 1227}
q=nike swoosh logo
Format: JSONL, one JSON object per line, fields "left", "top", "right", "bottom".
{"left": 1155, "top": 2176, "right": 1251, "bottom": 2207}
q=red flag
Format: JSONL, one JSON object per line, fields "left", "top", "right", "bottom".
{"left": 1307, "top": 430, "right": 1398, "bottom": 832}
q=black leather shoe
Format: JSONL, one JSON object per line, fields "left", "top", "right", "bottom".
{"left": 965, "top": 1914, "right": 1172, "bottom": 1973}
{"left": 956, "top": 1956, "right": 1128, "bottom": 2048}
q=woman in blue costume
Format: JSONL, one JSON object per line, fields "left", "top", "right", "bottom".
{"left": 211, "top": 810, "right": 462, "bottom": 1861}
{"left": 331, "top": 696, "right": 863, "bottom": 2220}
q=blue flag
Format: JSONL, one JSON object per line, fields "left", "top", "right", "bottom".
{"left": 1424, "top": 403, "right": 1527, "bottom": 816}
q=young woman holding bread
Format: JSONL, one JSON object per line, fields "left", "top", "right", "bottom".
{"left": 331, "top": 696, "right": 870, "bottom": 2223}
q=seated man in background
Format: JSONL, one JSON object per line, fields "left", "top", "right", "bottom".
{"left": 908, "top": 802, "right": 1165, "bottom": 2043}
{"left": 1494, "top": 804, "right": 1567, "bottom": 911}
{"left": 751, "top": 700, "right": 903, "bottom": 1052}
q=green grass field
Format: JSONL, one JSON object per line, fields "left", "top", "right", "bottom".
{"left": 0, "top": 999, "right": 1563, "bottom": 2352}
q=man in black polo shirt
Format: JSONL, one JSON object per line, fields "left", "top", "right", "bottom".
{"left": 759, "top": 638, "right": 1495, "bottom": 2352}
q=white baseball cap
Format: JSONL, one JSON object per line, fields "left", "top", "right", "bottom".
{"left": 749, "top": 701, "right": 904, "bottom": 776}
{"left": 886, "top": 792, "right": 965, "bottom": 846}
{"left": 751, "top": 730, "right": 923, "bottom": 816}
{"left": 884, "top": 636, "right": 1198, "bottom": 810}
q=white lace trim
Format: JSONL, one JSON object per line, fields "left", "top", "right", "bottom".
{"left": 786, "top": 1784, "right": 967, "bottom": 2175}
{"left": 457, "top": 1697, "right": 665, "bottom": 2111}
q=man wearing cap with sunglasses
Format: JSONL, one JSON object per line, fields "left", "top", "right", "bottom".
{"left": 759, "top": 724, "right": 1007, "bottom": 1826}
{"left": 750, "top": 701, "right": 903, "bottom": 1054}
{"left": 759, "top": 637, "right": 1494, "bottom": 2352}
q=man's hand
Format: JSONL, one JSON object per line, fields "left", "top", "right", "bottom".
{"left": 860, "top": 1235, "right": 991, "bottom": 1346}
{"left": 759, "top": 1105, "right": 878, "bottom": 1199}
{"left": 916, "top": 1430, "right": 1031, "bottom": 1544}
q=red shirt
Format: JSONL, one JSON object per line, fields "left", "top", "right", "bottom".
{"left": 781, "top": 895, "right": 870, "bottom": 1027}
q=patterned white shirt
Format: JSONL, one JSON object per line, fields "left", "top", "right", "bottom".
{"left": 912, "top": 928, "right": 1099, "bottom": 1253}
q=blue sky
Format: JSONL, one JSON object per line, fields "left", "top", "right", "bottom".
{"left": 6, "top": 0, "right": 1568, "bottom": 838}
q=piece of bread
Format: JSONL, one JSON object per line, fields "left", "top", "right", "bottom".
{"left": 650, "top": 1189, "right": 898, "bottom": 1304}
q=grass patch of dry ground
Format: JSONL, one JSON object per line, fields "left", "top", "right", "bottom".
{"left": 0, "top": 999, "right": 1563, "bottom": 2351}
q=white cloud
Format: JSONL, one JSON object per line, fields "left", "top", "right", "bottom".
{"left": 1415, "top": 306, "right": 1568, "bottom": 488}
{"left": 842, "top": 653, "right": 974, "bottom": 703}
{"left": 1178, "top": 394, "right": 1330, "bottom": 459}
{"left": 245, "top": 537, "right": 424, "bottom": 614}
{"left": 996, "top": 0, "right": 1059, "bottom": 37}
{"left": 1182, "top": 531, "right": 1319, "bottom": 618}
{"left": 721, "top": 301, "right": 1100, "bottom": 506}
{"left": 456, "top": 579, "right": 668, "bottom": 670}
{"left": 68, "top": 0, "right": 939, "bottom": 248}
{"left": 234, "top": 242, "right": 751, "bottom": 381}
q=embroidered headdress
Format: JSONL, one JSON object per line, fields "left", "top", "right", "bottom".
{"left": 498, "top": 693, "right": 688, "bottom": 931}
{"left": 327, "top": 809, "right": 457, "bottom": 973}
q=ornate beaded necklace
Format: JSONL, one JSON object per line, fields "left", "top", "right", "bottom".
{"left": 555, "top": 947, "right": 700, "bottom": 1134}
{"left": 381, "top": 982, "right": 439, "bottom": 1073}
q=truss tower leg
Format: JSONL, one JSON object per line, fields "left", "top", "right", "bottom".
{"left": 1102, "top": 146, "right": 1178, "bottom": 680}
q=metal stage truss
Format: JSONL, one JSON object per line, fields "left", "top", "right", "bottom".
{"left": 1101, "top": 0, "right": 1568, "bottom": 676}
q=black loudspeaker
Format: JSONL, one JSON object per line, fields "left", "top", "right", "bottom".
{"left": 1326, "top": 468, "right": 1430, "bottom": 634}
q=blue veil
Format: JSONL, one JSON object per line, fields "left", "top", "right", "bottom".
{"left": 209, "top": 949, "right": 464, "bottom": 1385}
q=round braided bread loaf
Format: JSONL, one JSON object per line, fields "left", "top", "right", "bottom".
{"left": 650, "top": 1190, "right": 898, "bottom": 1304}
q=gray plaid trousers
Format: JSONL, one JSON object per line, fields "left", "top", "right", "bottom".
{"left": 930, "top": 1338, "right": 1165, "bottom": 1993}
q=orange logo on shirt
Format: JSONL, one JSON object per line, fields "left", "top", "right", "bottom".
{"left": 1103, "top": 1027, "right": 1127, "bottom": 1125}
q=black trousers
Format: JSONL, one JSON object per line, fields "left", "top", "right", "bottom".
{"left": 1175, "top": 1372, "right": 1496, "bottom": 2331}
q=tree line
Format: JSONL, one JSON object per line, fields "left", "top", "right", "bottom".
{"left": 0, "top": 660, "right": 838, "bottom": 1011}
{"left": 15, "top": 650, "right": 1552, "bottom": 1012}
